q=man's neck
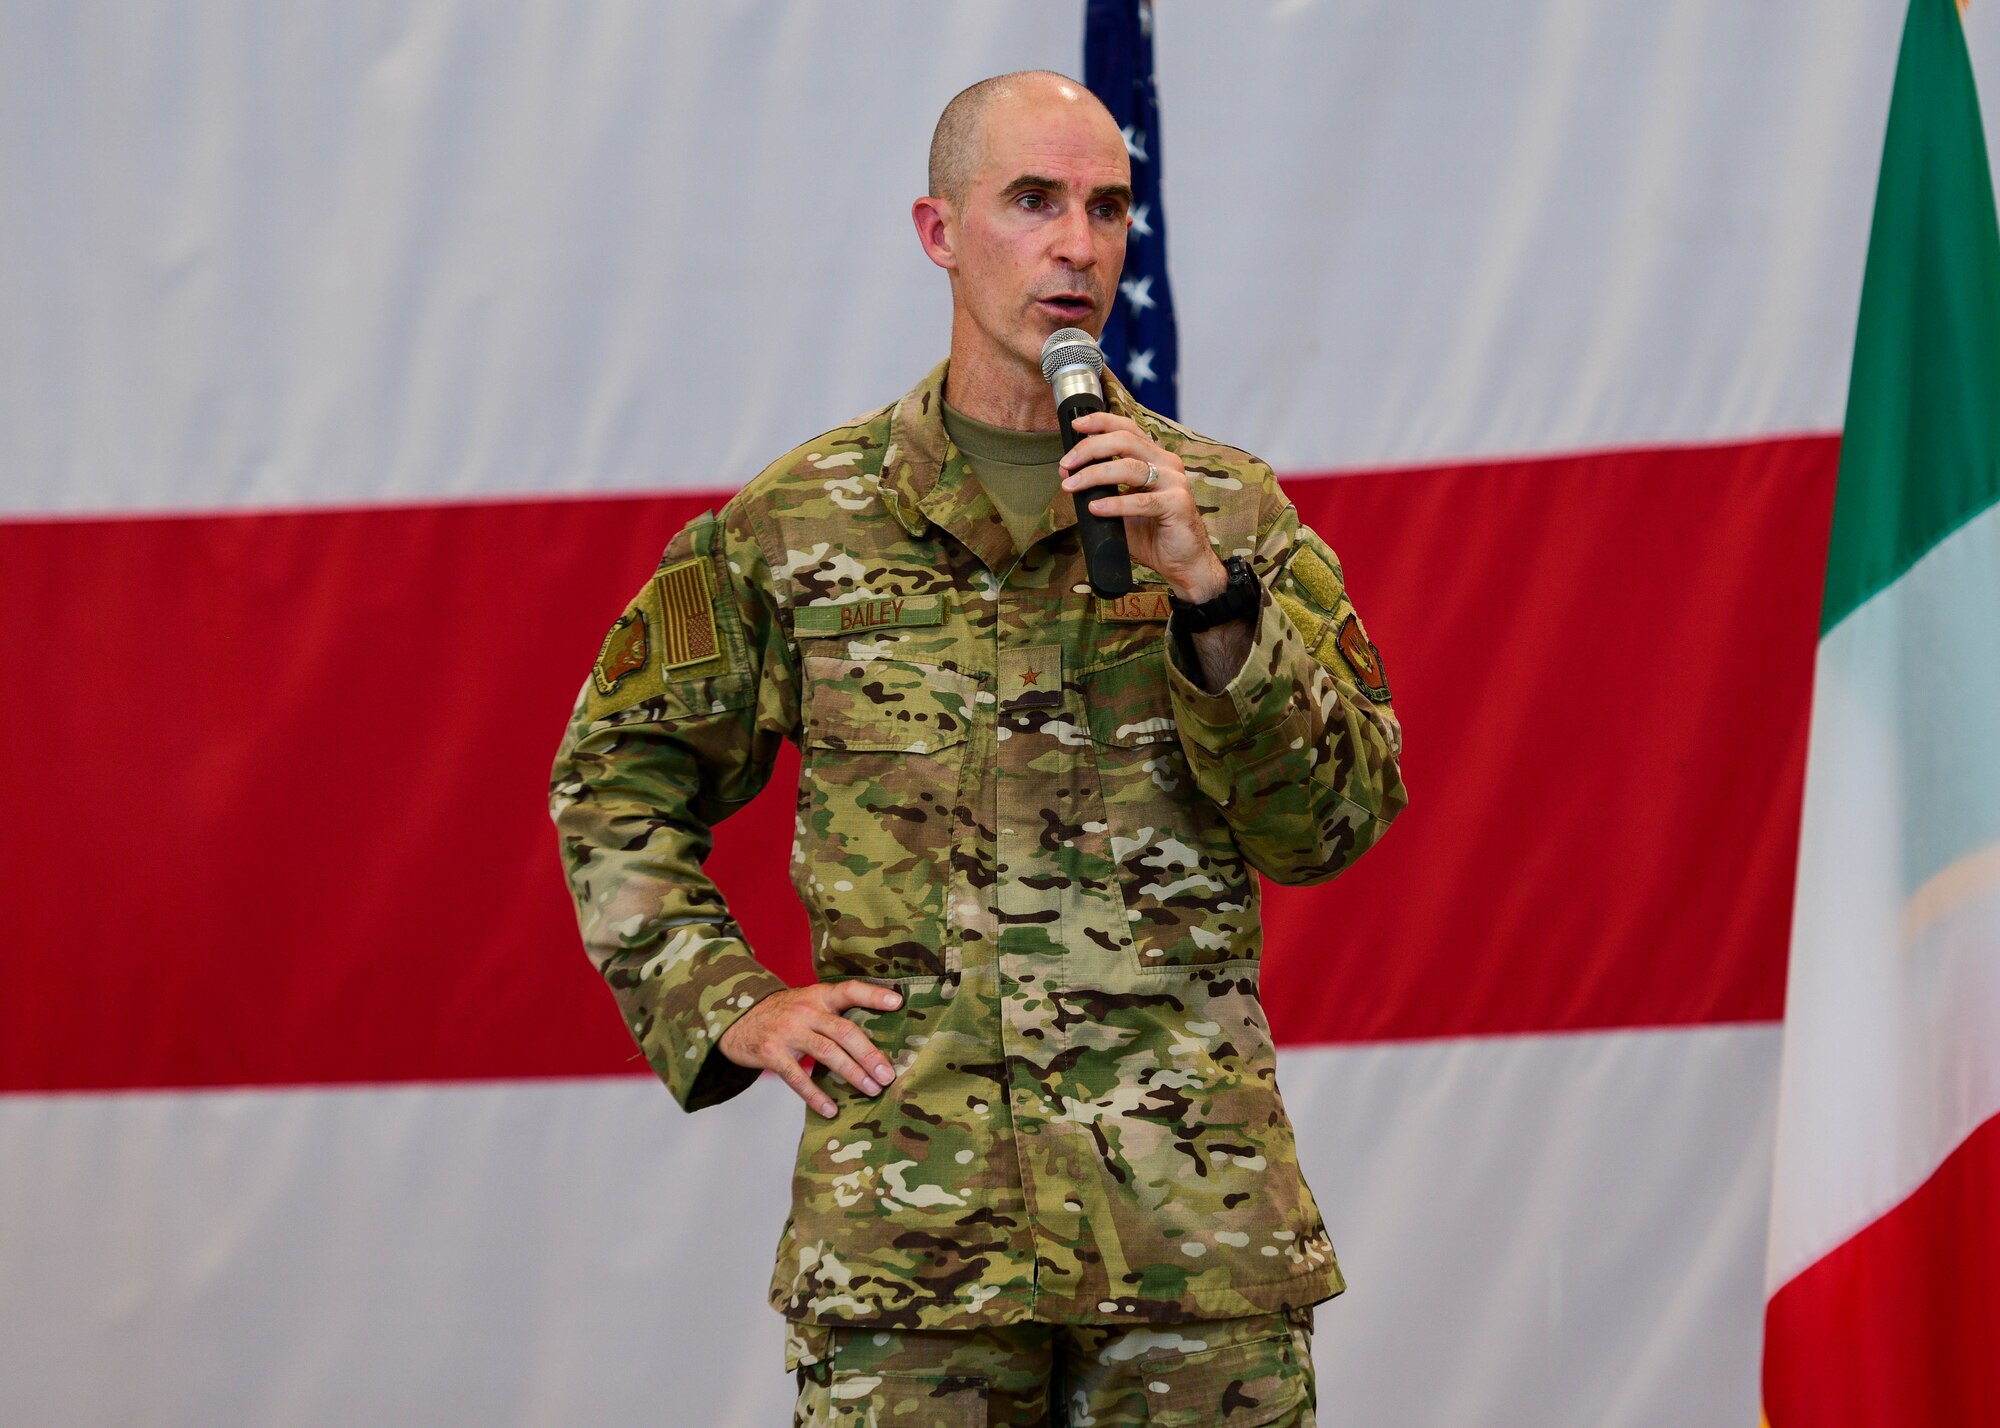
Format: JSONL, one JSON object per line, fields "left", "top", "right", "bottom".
{"left": 942, "top": 333, "right": 1060, "bottom": 432}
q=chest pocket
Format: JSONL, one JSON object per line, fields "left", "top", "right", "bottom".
{"left": 1080, "top": 646, "right": 1260, "bottom": 970}
{"left": 795, "top": 652, "right": 978, "bottom": 981}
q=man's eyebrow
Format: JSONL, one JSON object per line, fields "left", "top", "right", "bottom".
{"left": 998, "top": 175, "right": 1134, "bottom": 207}
{"left": 999, "top": 173, "right": 1067, "bottom": 199}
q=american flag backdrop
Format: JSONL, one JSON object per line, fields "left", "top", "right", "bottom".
{"left": 5, "top": 4, "right": 2000, "bottom": 1425}
{"left": 1085, "top": 0, "right": 1180, "bottom": 418}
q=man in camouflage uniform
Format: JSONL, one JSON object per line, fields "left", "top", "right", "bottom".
{"left": 550, "top": 71, "right": 1406, "bottom": 1426}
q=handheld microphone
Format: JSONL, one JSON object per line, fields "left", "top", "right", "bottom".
{"left": 1041, "top": 328, "right": 1133, "bottom": 598}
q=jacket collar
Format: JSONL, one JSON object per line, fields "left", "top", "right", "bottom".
{"left": 880, "top": 356, "right": 1147, "bottom": 575}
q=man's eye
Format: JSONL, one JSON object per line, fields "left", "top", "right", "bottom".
{"left": 1017, "top": 192, "right": 1045, "bottom": 210}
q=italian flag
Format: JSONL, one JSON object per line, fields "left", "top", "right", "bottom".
{"left": 1761, "top": 0, "right": 2000, "bottom": 1422}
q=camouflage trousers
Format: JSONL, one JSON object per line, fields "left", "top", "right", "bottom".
{"left": 786, "top": 1304, "right": 1317, "bottom": 1426}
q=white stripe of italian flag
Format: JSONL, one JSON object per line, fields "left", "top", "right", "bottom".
{"left": 1761, "top": 0, "right": 2000, "bottom": 1422}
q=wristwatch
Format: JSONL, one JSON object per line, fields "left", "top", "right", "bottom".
{"left": 1168, "top": 554, "right": 1260, "bottom": 633}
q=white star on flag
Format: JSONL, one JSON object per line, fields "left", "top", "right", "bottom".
{"left": 1130, "top": 203, "right": 1153, "bottom": 238}
{"left": 1120, "top": 125, "right": 1149, "bottom": 164}
{"left": 1125, "top": 349, "right": 1158, "bottom": 386}
{"left": 1120, "top": 275, "right": 1157, "bottom": 314}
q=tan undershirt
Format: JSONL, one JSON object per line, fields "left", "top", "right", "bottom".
{"left": 942, "top": 401, "right": 1067, "bottom": 554}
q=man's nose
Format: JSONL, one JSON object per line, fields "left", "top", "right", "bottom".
{"left": 1049, "top": 205, "right": 1096, "bottom": 268}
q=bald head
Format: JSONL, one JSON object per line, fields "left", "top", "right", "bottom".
{"left": 928, "top": 71, "right": 1118, "bottom": 208}
{"left": 911, "top": 69, "right": 1132, "bottom": 394}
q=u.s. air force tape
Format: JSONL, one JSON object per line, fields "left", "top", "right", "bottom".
{"left": 1096, "top": 589, "right": 1173, "bottom": 622}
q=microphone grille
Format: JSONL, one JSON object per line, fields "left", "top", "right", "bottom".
{"left": 1040, "top": 328, "right": 1105, "bottom": 384}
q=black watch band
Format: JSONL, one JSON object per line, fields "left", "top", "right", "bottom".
{"left": 1169, "top": 554, "right": 1260, "bottom": 633}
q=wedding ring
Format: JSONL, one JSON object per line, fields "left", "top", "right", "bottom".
{"left": 1142, "top": 461, "right": 1159, "bottom": 489}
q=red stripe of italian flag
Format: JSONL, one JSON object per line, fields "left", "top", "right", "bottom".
{"left": 1761, "top": 0, "right": 2000, "bottom": 1422}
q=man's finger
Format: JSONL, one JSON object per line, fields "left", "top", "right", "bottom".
{"left": 1056, "top": 428, "right": 1146, "bottom": 470}
{"left": 818, "top": 1015, "right": 897, "bottom": 1089}
{"left": 1065, "top": 409, "right": 1138, "bottom": 436}
{"left": 772, "top": 1051, "right": 837, "bottom": 1118}
{"left": 1062, "top": 448, "right": 1169, "bottom": 490}
{"left": 798, "top": 1028, "right": 885, "bottom": 1096}
{"left": 1087, "top": 489, "right": 1176, "bottom": 519}
{"left": 825, "top": 979, "right": 906, "bottom": 1014}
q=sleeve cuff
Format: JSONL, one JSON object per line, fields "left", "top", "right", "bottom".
{"left": 1165, "top": 580, "right": 1311, "bottom": 752}
{"left": 655, "top": 946, "right": 790, "bottom": 1112}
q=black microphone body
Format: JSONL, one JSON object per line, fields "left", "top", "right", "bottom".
{"left": 1041, "top": 329, "right": 1133, "bottom": 598}
{"left": 1057, "top": 387, "right": 1134, "bottom": 598}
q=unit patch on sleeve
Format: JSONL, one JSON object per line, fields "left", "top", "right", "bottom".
{"left": 592, "top": 611, "right": 650, "bottom": 694}
{"left": 1336, "top": 613, "right": 1392, "bottom": 703}
{"left": 653, "top": 557, "right": 720, "bottom": 670}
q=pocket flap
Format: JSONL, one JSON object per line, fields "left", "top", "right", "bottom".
{"left": 826, "top": 1370, "right": 988, "bottom": 1424}
{"left": 803, "top": 653, "right": 978, "bottom": 752}
{"left": 1144, "top": 1331, "right": 1305, "bottom": 1426}
{"left": 1081, "top": 647, "right": 1180, "bottom": 747}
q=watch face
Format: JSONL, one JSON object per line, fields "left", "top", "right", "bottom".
{"left": 1226, "top": 557, "right": 1258, "bottom": 607}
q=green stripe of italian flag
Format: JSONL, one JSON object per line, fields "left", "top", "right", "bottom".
{"left": 1762, "top": 0, "right": 2000, "bottom": 1423}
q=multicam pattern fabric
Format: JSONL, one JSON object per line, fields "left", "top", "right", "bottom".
{"left": 786, "top": 1304, "right": 1317, "bottom": 1426}
{"left": 549, "top": 358, "right": 1408, "bottom": 1332}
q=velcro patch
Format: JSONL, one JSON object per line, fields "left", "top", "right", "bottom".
{"left": 654, "top": 557, "right": 720, "bottom": 671}
{"left": 1097, "top": 590, "right": 1174, "bottom": 623}
{"left": 1289, "top": 542, "right": 1345, "bottom": 611}
{"left": 1274, "top": 590, "right": 1331, "bottom": 651}
{"left": 794, "top": 593, "right": 944, "bottom": 637}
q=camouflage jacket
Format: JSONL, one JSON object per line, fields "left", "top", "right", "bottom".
{"left": 549, "top": 358, "right": 1407, "bottom": 1330}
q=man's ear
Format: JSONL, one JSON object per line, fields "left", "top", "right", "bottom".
{"left": 911, "top": 196, "right": 957, "bottom": 271}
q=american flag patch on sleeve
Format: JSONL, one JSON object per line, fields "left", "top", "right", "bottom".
{"left": 652, "top": 557, "right": 720, "bottom": 671}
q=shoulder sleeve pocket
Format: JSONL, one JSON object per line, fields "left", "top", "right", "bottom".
{"left": 582, "top": 510, "right": 755, "bottom": 726}
{"left": 1271, "top": 524, "right": 1393, "bottom": 708}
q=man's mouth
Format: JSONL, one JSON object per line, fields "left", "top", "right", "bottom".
{"left": 1035, "top": 294, "right": 1096, "bottom": 320}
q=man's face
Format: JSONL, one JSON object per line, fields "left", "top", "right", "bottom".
{"left": 949, "top": 92, "right": 1133, "bottom": 377}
